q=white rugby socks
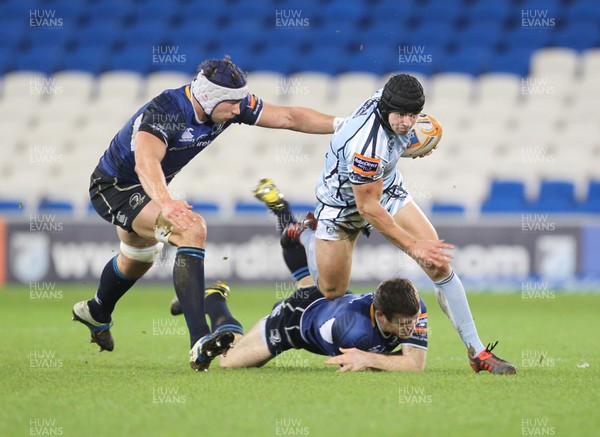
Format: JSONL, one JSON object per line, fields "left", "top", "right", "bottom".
{"left": 299, "top": 229, "right": 319, "bottom": 283}
{"left": 434, "top": 270, "right": 485, "bottom": 356}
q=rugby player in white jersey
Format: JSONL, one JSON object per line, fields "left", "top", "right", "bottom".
{"left": 255, "top": 75, "right": 516, "bottom": 374}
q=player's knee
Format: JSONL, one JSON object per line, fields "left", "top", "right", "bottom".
{"left": 173, "top": 213, "right": 207, "bottom": 247}
{"left": 118, "top": 242, "right": 163, "bottom": 278}
{"left": 319, "top": 284, "right": 346, "bottom": 300}
{"left": 185, "top": 213, "right": 207, "bottom": 245}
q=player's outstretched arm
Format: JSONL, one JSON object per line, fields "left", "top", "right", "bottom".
{"left": 324, "top": 347, "right": 426, "bottom": 372}
{"left": 256, "top": 102, "right": 337, "bottom": 134}
{"left": 352, "top": 179, "right": 453, "bottom": 268}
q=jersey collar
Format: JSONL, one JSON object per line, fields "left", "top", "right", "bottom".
{"left": 185, "top": 85, "right": 204, "bottom": 125}
{"left": 371, "top": 303, "right": 391, "bottom": 338}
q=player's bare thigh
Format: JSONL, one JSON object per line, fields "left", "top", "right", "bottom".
{"left": 315, "top": 235, "right": 358, "bottom": 299}
{"left": 393, "top": 200, "right": 451, "bottom": 280}
{"left": 219, "top": 320, "right": 273, "bottom": 368}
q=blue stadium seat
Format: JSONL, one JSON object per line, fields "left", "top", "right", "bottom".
{"left": 0, "top": 46, "right": 15, "bottom": 74}
{"left": 189, "top": 201, "right": 220, "bottom": 215}
{"left": 0, "top": 18, "right": 29, "bottom": 47}
{"left": 252, "top": 46, "right": 300, "bottom": 75}
{"left": 487, "top": 49, "right": 532, "bottom": 76}
{"left": 455, "top": 23, "right": 503, "bottom": 51}
{"left": 567, "top": 0, "right": 600, "bottom": 24}
{"left": 61, "top": 46, "right": 110, "bottom": 74}
{"left": 25, "top": 26, "right": 73, "bottom": 48}
{"left": 409, "top": 22, "right": 455, "bottom": 50}
{"left": 431, "top": 203, "right": 465, "bottom": 215}
{"left": 86, "top": 0, "right": 134, "bottom": 24}
{"left": 372, "top": 2, "right": 416, "bottom": 26}
{"left": 465, "top": 1, "right": 513, "bottom": 25}
{"left": 580, "top": 181, "right": 600, "bottom": 213}
{"left": 15, "top": 47, "right": 63, "bottom": 75}
{"left": 234, "top": 202, "right": 269, "bottom": 215}
{"left": 0, "top": 200, "right": 24, "bottom": 215}
{"left": 481, "top": 180, "right": 529, "bottom": 213}
{"left": 302, "top": 48, "right": 345, "bottom": 75}
{"left": 345, "top": 47, "right": 399, "bottom": 76}
{"left": 418, "top": 1, "right": 463, "bottom": 25}
{"left": 107, "top": 45, "right": 154, "bottom": 74}
{"left": 441, "top": 48, "right": 492, "bottom": 76}
{"left": 554, "top": 23, "right": 600, "bottom": 51}
{"left": 319, "top": 2, "right": 367, "bottom": 22}
{"left": 38, "top": 199, "right": 74, "bottom": 215}
{"left": 74, "top": 22, "right": 122, "bottom": 49}
{"left": 530, "top": 180, "right": 577, "bottom": 213}
{"left": 505, "top": 28, "right": 552, "bottom": 51}
{"left": 118, "top": 23, "right": 169, "bottom": 49}
{"left": 163, "top": 22, "right": 218, "bottom": 48}
{"left": 217, "top": 22, "right": 266, "bottom": 52}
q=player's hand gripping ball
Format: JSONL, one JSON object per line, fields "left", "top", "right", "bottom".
{"left": 401, "top": 113, "right": 443, "bottom": 158}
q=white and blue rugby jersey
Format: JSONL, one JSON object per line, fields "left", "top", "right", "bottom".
{"left": 97, "top": 85, "right": 263, "bottom": 183}
{"left": 300, "top": 292, "right": 428, "bottom": 356}
{"left": 315, "top": 90, "right": 410, "bottom": 219}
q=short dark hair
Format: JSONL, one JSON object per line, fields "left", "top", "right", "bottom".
{"left": 373, "top": 278, "right": 420, "bottom": 321}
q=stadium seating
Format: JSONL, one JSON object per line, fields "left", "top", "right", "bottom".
{"left": 1, "top": 0, "right": 599, "bottom": 218}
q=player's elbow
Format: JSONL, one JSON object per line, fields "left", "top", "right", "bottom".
{"left": 356, "top": 202, "right": 375, "bottom": 220}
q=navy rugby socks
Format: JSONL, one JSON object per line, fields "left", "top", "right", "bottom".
{"left": 282, "top": 245, "right": 310, "bottom": 281}
{"left": 205, "top": 293, "right": 243, "bottom": 335}
{"left": 273, "top": 199, "right": 296, "bottom": 233}
{"left": 88, "top": 255, "right": 136, "bottom": 323}
{"left": 173, "top": 247, "right": 211, "bottom": 346}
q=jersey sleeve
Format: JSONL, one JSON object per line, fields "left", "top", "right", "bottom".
{"left": 399, "top": 298, "right": 428, "bottom": 350}
{"left": 331, "top": 312, "right": 373, "bottom": 352}
{"left": 137, "top": 92, "right": 186, "bottom": 145}
{"left": 347, "top": 114, "right": 388, "bottom": 185}
{"left": 232, "top": 93, "right": 264, "bottom": 125}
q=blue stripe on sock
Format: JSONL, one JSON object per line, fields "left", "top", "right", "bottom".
{"left": 177, "top": 247, "right": 205, "bottom": 259}
{"left": 292, "top": 266, "right": 310, "bottom": 280}
{"left": 215, "top": 324, "right": 244, "bottom": 335}
{"left": 434, "top": 270, "right": 455, "bottom": 286}
{"left": 112, "top": 256, "right": 129, "bottom": 280}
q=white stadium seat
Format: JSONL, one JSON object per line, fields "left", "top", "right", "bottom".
{"left": 50, "top": 71, "right": 95, "bottom": 101}
{"left": 475, "top": 73, "right": 522, "bottom": 106}
{"left": 96, "top": 71, "right": 144, "bottom": 103}
{"left": 530, "top": 48, "right": 579, "bottom": 79}
{"left": 281, "top": 72, "right": 334, "bottom": 109}
{"left": 247, "top": 71, "right": 287, "bottom": 104}
{"left": 144, "top": 71, "right": 192, "bottom": 101}
{"left": 428, "top": 73, "right": 474, "bottom": 107}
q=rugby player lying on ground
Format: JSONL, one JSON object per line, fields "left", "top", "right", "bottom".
{"left": 173, "top": 181, "right": 428, "bottom": 372}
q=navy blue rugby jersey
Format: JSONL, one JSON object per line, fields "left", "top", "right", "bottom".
{"left": 97, "top": 85, "right": 263, "bottom": 183}
{"left": 300, "top": 292, "right": 428, "bottom": 357}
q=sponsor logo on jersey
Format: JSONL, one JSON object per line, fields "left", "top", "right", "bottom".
{"left": 128, "top": 193, "right": 146, "bottom": 210}
{"left": 269, "top": 329, "right": 281, "bottom": 345}
{"left": 116, "top": 211, "right": 128, "bottom": 227}
{"left": 211, "top": 123, "right": 226, "bottom": 136}
{"left": 352, "top": 153, "right": 380, "bottom": 177}
{"left": 179, "top": 128, "right": 194, "bottom": 142}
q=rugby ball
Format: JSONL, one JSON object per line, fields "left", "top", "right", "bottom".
{"left": 401, "top": 113, "right": 443, "bottom": 158}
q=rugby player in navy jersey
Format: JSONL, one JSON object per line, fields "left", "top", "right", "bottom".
{"left": 71, "top": 56, "right": 344, "bottom": 371}
{"left": 171, "top": 195, "right": 427, "bottom": 372}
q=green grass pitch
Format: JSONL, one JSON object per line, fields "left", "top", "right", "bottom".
{"left": 1, "top": 284, "right": 598, "bottom": 436}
